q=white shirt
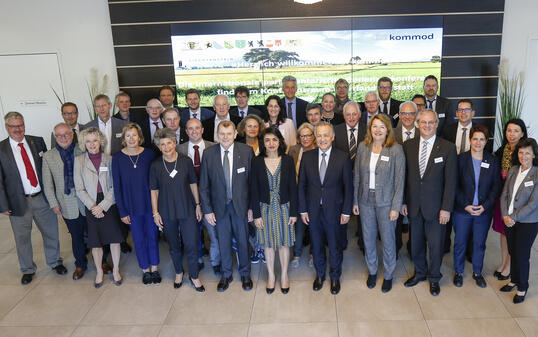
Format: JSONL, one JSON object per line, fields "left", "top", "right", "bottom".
{"left": 72, "top": 124, "right": 80, "bottom": 137}
{"left": 346, "top": 123, "right": 359, "bottom": 146}
{"left": 367, "top": 111, "right": 378, "bottom": 124}
{"left": 369, "top": 152, "right": 380, "bottom": 189}
{"left": 9, "top": 137, "right": 41, "bottom": 194}
{"left": 98, "top": 117, "right": 112, "bottom": 155}
{"left": 214, "top": 114, "right": 231, "bottom": 142}
{"left": 509, "top": 166, "right": 531, "bottom": 214}
{"left": 455, "top": 122, "right": 472, "bottom": 154}
{"left": 402, "top": 126, "right": 416, "bottom": 142}
{"left": 188, "top": 140, "right": 206, "bottom": 163}
{"left": 237, "top": 106, "right": 249, "bottom": 118}
{"left": 190, "top": 108, "right": 202, "bottom": 120}
{"left": 419, "top": 135, "right": 436, "bottom": 170}
{"left": 426, "top": 95, "right": 438, "bottom": 111}
{"left": 149, "top": 118, "right": 163, "bottom": 141}
{"left": 220, "top": 143, "right": 234, "bottom": 185}
{"left": 379, "top": 98, "right": 393, "bottom": 114}
{"left": 318, "top": 146, "right": 332, "bottom": 171}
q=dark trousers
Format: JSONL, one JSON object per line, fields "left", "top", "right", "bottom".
{"left": 310, "top": 206, "right": 342, "bottom": 280}
{"left": 130, "top": 214, "right": 159, "bottom": 269}
{"left": 162, "top": 216, "right": 199, "bottom": 278}
{"left": 63, "top": 214, "right": 88, "bottom": 269}
{"left": 409, "top": 212, "right": 446, "bottom": 282}
{"left": 293, "top": 217, "right": 312, "bottom": 257}
{"left": 395, "top": 214, "right": 403, "bottom": 253}
{"left": 216, "top": 202, "right": 250, "bottom": 278}
{"left": 339, "top": 223, "right": 348, "bottom": 250}
{"left": 452, "top": 211, "right": 490, "bottom": 274}
{"left": 356, "top": 215, "right": 365, "bottom": 251}
{"left": 505, "top": 222, "right": 538, "bottom": 292}
{"left": 444, "top": 219, "right": 453, "bottom": 252}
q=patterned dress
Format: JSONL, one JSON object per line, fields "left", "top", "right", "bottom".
{"left": 492, "top": 144, "right": 514, "bottom": 234}
{"left": 257, "top": 162, "right": 295, "bottom": 248}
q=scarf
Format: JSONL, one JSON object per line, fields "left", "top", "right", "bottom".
{"left": 56, "top": 142, "right": 75, "bottom": 195}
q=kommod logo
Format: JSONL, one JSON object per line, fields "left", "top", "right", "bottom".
{"left": 389, "top": 33, "right": 435, "bottom": 41}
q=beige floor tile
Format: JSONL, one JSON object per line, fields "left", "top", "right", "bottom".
{"left": 248, "top": 322, "right": 338, "bottom": 337}
{"left": 0, "top": 326, "right": 75, "bottom": 337}
{"left": 165, "top": 281, "right": 255, "bottom": 325}
{"left": 427, "top": 318, "right": 525, "bottom": 337}
{"left": 72, "top": 325, "right": 161, "bottom": 337}
{"left": 515, "top": 317, "right": 538, "bottom": 337}
{"left": 251, "top": 280, "right": 336, "bottom": 323}
{"left": 0, "top": 228, "right": 15, "bottom": 253}
{"left": 339, "top": 321, "right": 431, "bottom": 337}
{"left": 0, "top": 285, "right": 32, "bottom": 319}
{"left": 82, "top": 284, "right": 176, "bottom": 325}
{"left": 496, "top": 281, "right": 538, "bottom": 318}
{"left": 1, "top": 284, "right": 103, "bottom": 326}
{"left": 336, "top": 278, "right": 423, "bottom": 321}
{"left": 159, "top": 324, "right": 248, "bottom": 337}
{"left": 0, "top": 253, "right": 50, "bottom": 286}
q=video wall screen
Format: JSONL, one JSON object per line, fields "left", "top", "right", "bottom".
{"left": 171, "top": 17, "right": 443, "bottom": 106}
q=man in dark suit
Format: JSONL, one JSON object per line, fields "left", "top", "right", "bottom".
{"left": 202, "top": 95, "right": 242, "bottom": 143}
{"left": 131, "top": 98, "right": 164, "bottom": 154}
{"left": 377, "top": 77, "right": 402, "bottom": 127}
{"left": 0, "top": 111, "right": 67, "bottom": 285}
{"left": 162, "top": 108, "right": 187, "bottom": 145}
{"left": 230, "top": 86, "right": 262, "bottom": 119}
{"left": 299, "top": 122, "right": 353, "bottom": 295}
{"left": 360, "top": 91, "right": 395, "bottom": 127}
{"left": 199, "top": 121, "right": 254, "bottom": 292}
{"left": 113, "top": 91, "right": 132, "bottom": 121}
{"left": 282, "top": 75, "right": 307, "bottom": 128}
{"left": 51, "top": 102, "right": 81, "bottom": 148}
{"left": 402, "top": 109, "right": 457, "bottom": 296}
{"left": 179, "top": 88, "right": 215, "bottom": 128}
{"left": 423, "top": 75, "right": 451, "bottom": 135}
{"left": 158, "top": 85, "right": 178, "bottom": 111}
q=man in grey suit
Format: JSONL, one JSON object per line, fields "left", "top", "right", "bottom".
{"left": 0, "top": 112, "right": 67, "bottom": 285}
{"left": 402, "top": 109, "right": 457, "bottom": 296}
{"left": 199, "top": 121, "right": 254, "bottom": 292}
{"left": 43, "top": 123, "right": 88, "bottom": 280}
{"left": 177, "top": 118, "right": 220, "bottom": 276}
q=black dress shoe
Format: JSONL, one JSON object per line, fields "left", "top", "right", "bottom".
{"left": 212, "top": 265, "right": 221, "bottom": 276}
{"left": 241, "top": 276, "right": 253, "bottom": 291}
{"left": 189, "top": 277, "right": 205, "bottom": 292}
{"left": 313, "top": 277, "right": 325, "bottom": 291}
{"left": 120, "top": 241, "right": 132, "bottom": 253}
{"left": 94, "top": 280, "right": 103, "bottom": 288}
{"left": 498, "top": 273, "right": 511, "bottom": 280}
{"left": 493, "top": 270, "right": 502, "bottom": 278}
{"left": 266, "top": 287, "right": 275, "bottom": 294}
{"left": 21, "top": 273, "right": 34, "bottom": 285}
{"left": 500, "top": 283, "right": 517, "bottom": 292}
{"left": 174, "top": 279, "right": 183, "bottom": 289}
{"left": 381, "top": 279, "right": 392, "bottom": 293}
{"left": 514, "top": 292, "right": 526, "bottom": 304}
{"left": 366, "top": 274, "right": 377, "bottom": 289}
{"left": 217, "top": 276, "right": 233, "bottom": 292}
{"left": 281, "top": 287, "right": 290, "bottom": 294}
{"left": 404, "top": 275, "right": 427, "bottom": 287}
{"left": 473, "top": 274, "right": 487, "bottom": 288}
{"left": 429, "top": 282, "right": 440, "bottom": 296}
{"left": 142, "top": 272, "right": 152, "bottom": 285}
{"left": 53, "top": 264, "right": 68, "bottom": 275}
{"left": 330, "top": 279, "right": 341, "bottom": 295}
{"left": 453, "top": 273, "right": 463, "bottom": 287}
{"left": 151, "top": 271, "right": 162, "bottom": 284}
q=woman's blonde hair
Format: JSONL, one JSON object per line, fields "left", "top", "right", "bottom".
{"left": 296, "top": 122, "right": 316, "bottom": 144}
{"left": 121, "top": 123, "right": 145, "bottom": 147}
{"left": 364, "top": 113, "right": 395, "bottom": 147}
{"left": 78, "top": 127, "right": 107, "bottom": 152}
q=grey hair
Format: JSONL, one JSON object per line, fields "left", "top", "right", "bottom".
{"left": 281, "top": 75, "right": 297, "bottom": 87}
{"left": 153, "top": 127, "right": 177, "bottom": 145}
{"left": 162, "top": 107, "right": 180, "bottom": 119}
{"left": 53, "top": 122, "right": 72, "bottom": 134}
{"left": 4, "top": 111, "right": 24, "bottom": 123}
{"left": 416, "top": 108, "right": 439, "bottom": 124}
{"left": 364, "top": 91, "right": 379, "bottom": 101}
{"left": 306, "top": 103, "right": 321, "bottom": 112}
{"left": 399, "top": 101, "right": 418, "bottom": 113}
{"left": 93, "top": 94, "right": 111, "bottom": 104}
{"left": 213, "top": 94, "right": 230, "bottom": 106}
{"left": 296, "top": 122, "right": 316, "bottom": 143}
{"left": 343, "top": 100, "right": 361, "bottom": 113}
{"left": 146, "top": 98, "right": 163, "bottom": 108}
{"left": 315, "top": 121, "right": 334, "bottom": 136}
{"left": 78, "top": 127, "right": 107, "bottom": 152}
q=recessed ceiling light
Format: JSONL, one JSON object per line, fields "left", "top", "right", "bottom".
{"left": 294, "top": 0, "right": 322, "bottom": 4}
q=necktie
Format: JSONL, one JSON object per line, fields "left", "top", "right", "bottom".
{"left": 320, "top": 152, "right": 327, "bottom": 184}
{"left": 223, "top": 150, "right": 232, "bottom": 202}
{"left": 427, "top": 99, "right": 435, "bottom": 110}
{"left": 287, "top": 102, "right": 293, "bottom": 120}
{"left": 349, "top": 128, "right": 357, "bottom": 160}
{"left": 419, "top": 140, "right": 428, "bottom": 178}
{"left": 383, "top": 102, "right": 388, "bottom": 114}
{"left": 193, "top": 113, "right": 198, "bottom": 119}
{"left": 240, "top": 110, "right": 245, "bottom": 118}
{"left": 405, "top": 131, "right": 412, "bottom": 141}
{"left": 18, "top": 143, "right": 38, "bottom": 187}
{"left": 193, "top": 145, "right": 201, "bottom": 178}
{"left": 153, "top": 121, "right": 160, "bottom": 130}
{"left": 460, "top": 127, "right": 467, "bottom": 154}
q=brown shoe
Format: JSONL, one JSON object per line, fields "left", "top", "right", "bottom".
{"left": 72, "top": 267, "right": 86, "bottom": 280}
{"left": 102, "top": 263, "right": 113, "bottom": 275}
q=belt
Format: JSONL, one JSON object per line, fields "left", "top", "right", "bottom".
{"left": 25, "top": 191, "right": 41, "bottom": 198}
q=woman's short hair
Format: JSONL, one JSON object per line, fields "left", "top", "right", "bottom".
{"left": 296, "top": 122, "right": 316, "bottom": 144}
{"left": 258, "top": 126, "right": 287, "bottom": 157}
{"left": 78, "top": 127, "right": 107, "bottom": 152}
{"left": 121, "top": 123, "right": 144, "bottom": 147}
{"left": 237, "top": 114, "right": 265, "bottom": 138}
{"left": 512, "top": 138, "right": 538, "bottom": 167}
{"left": 469, "top": 124, "right": 489, "bottom": 140}
{"left": 153, "top": 127, "right": 177, "bottom": 145}
{"left": 364, "top": 113, "right": 396, "bottom": 147}
{"left": 263, "top": 95, "right": 287, "bottom": 125}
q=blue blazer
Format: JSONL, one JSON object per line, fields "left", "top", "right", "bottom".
{"left": 179, "top": 107, "right": 215, "bottom": 128}
{"left": 455, "top": 151, "right": 500, "bottom": 214}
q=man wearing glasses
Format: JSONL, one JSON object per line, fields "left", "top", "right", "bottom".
{"left": 377, "top": 77, "right": 401, "bottom": 127}
{"left": 230, "top": 86, "right": 262, "bottom": 119}
{"left": 334, "top": 78, "right": 350, "bottom": 115}
{"left": 51, "top": 102, "right": 81, "bottom": 147}
{"left": 423, "top": 75, "right": 451, "bottom": 135}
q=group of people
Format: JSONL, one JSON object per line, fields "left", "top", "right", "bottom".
{"left": 0, "top": 74, "right": 536, "bottom": 305}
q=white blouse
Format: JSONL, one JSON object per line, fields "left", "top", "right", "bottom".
{"left": 509, "top": 166, "right": 531, "bottom": 214}
{"left": 369, "top": 152, "right": 380, "bottom": 189}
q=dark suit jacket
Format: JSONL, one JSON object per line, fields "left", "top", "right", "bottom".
{"left": 455, "top": 151, "right": 500, "bottom": 214}
{"left": 199, "top": 142, "right": 254, "bottom": 218}
{"left": 441, "top": 122, "right": 494, "bottom": 154}
{"left": 393, "top": 124, "right": 418, "bottom": 145}
{"left": 434, "top": 95, "right": 452, "bottom": 136}
{"left": 403, "top": 136, "right": 457, "bottom": 220}
{"left": 113, "top": 111, "right": 130, "bottom": 121}
{"left": 359, "top": 112, "right": 394, "bottom": 128}
{"left": 179, "top": 107, "right": 215, "bottom": 128}
{"left": 333, "top": 122, "right": 367, "bottom": 165}
{"left": 230, "top": 106, "right": 263, "bottom": 119}
{"left": 0, "top": 136, "right": 48, "bottom": 216}
{"left": 381, "top": 98, "right": 402, "bottom": 127}
{"left": 250, "top": 154, "right": 298, "bottom": 219}
{"left": 81, "top": 117, "right": 127, "bottom": 155}
{"left": 298, "top": 147, "right": 353, "bottom": 221}
{"left": 282, "top": 97, "right": 308, "bottom": 127}
{"left": 201, "top": 114, "right": 242, "bottom": 143}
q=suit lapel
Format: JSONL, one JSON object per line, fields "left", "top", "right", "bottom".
{"left": 26, "top": 137, "right": 42, "bottom": 169}
{"left": 1, "top": 140, "right": 23, "bottom": 183}
{"left": 323, "top": 149, "right": 336, "bottom": 185}
{"left": 423, "top": 138, "right": 441, "bottom": 178}
{"left": 514, "top": 167, "right": 536, "bottom": 201}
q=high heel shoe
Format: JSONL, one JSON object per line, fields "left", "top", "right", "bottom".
{"left": 173, "top": 279, "right": 183, "bottom": 289}
{"left": 113, "top": 275, "right": 123, "bottom": 286}
{"left": 498, "top": 273, "right": 511, "bottom": 281}
{"left": 500, "top": 283, "right": 517, "bottom": 292}
{"left": 281, "top": 287, "right": 290, "bottom": 294}
{"left": 266, "top": 287, "right": 275, "bottom": 294}
{"left": 189, "top": 277, "right": 205, "bottom": 292}
{"left": 94, "top": 280, "right": 103, "bottom": 288}
{"left": 493, "top": 271, "right": 502, "bottom": 278}
{"left": 514, "top": 292, "right": 527, "bottom": 304}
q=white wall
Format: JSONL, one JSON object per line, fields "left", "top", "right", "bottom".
{"left": 0, "top": 0, "right": 118, "bottom": 125}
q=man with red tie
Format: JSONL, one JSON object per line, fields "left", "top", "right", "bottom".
{"left": 0, "top": 111, "right": 67, "bottom": 285}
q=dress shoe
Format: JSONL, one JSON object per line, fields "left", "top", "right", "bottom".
{"left": 266, "top": 287, "right": 275, "bottom": 294}
{"left": 113, "top": 276, "right": 123, "bottom": 286}
{"left": 513, "top": 292, "right": 526, "bottom": 304}
{"left": 473, "top": 274, "right": 487, "bottom": 288}
{"left": 281, "top": 287, "right": 290, "bottom": 294}
{"left": 53, "top": 264, "right": 68, "bottom": 275}
{"left": 241, "top": 276, "right": 253, "bottom": 291}
{"left": 212, "top": 264, "right": 221, "bottom": 277}
{"left": 493, "top": 270, "right": 502, "bottom": 278}
{"left": 173, "top": 278, "right": 183, "bottom": 289}
{"left": 21, "top": 273, "right": 34, "bottom": 285}
{"left": 189, "top": 277, "right": 205, "bottom": 292}
{"left": 151, "top": 271, "right": 162, "bottom": 284}
{"left": 120, "top": 241, "right": 132, "bottom": 253}
{"left": 72, "top": 267, "right": 86, "bottom": 280}
{"left": 313, "top": 277, "right": 325, "bottom": 291}
{"left": 381, "top": 279, "right": 392, "bottom": 293}
{"left": 102, "top": 263, "right": 113, "bottom": 274}
{"left": 500, "top": 283, "right": 517, "bottom": 292}
{"left": 94, "top": 280, "right": 104, "bottom": 289}
{"left": 429, "top": 282, "right": 440, "bottom": 296}
{"left": 498, "top": 272, "right": 510, "bottom": 280}
{"left": 453, "top": 273, "right": 463, "bottom": 287}
{"left": 217, "top": 276, "right": 233, "bottom": 292}
{"left": 404, "top": 275, "right": 427, "bottom": 287}
{"left": 366, "top": 274, "right": 377, "bottom": 289}
{"left": 142, "top": 272, "right": 152, "bottom": 285}
{"left": 330, "top": 279, "right": 341, "bottom": 295}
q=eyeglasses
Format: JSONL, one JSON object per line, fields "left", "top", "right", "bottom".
{"left": 378, "top": 86, "right": 392, "bottom": 90}
{"left": 418, "top": 120, "right": 437, "bottom": 126}
{"left": 62, "top": 111, "right": 77, "bottom": 116}
{"left": 300, "top": 134, "right": 314, "bottom": 138}
{"left": 457, "top": 108, "right": 473, "bottom": 113}
{"left": 336, "top": 86, "right": 348, "bottom": 90}
{"left": 54, "top": 132, "right": 73, "bottom": 138}
{"left": 400, "top": 112, "right": 416, "bottom": 116}
{"left": 6, "top": 123, "right": 24, "bottom": 129}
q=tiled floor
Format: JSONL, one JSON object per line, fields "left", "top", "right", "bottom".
{"left": 0, "top": 216, "right": 537, "bottom": 337}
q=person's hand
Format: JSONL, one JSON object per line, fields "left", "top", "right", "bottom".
{"left": 205, "top": 213, "right": 217, "bottom": 226}
{"left": 439, "top": 210, "right": 450, "bottom": 225}
{"left": 301, "top": 213, "right": 310, "bottom": 225}
{"left": 340, "top": 214, "right": 350, "bottom": 225}
{"left": 400, "top": 204, "right": 408, "bottom": 216}
{"left": 503, "top": 215, "right": 515, "bottom": 227}
{"left": 247, "top": 209, "right": 253, "bottom": 222}
{"left": 1, "top": 210, "right": 11, "bottom": 216}
{"left": 195, "top": 205, "right": 202, "bottom": 222}
{"left": 153, "top": 213, "right": 163, "bottom": 229}
{"left": 288, "top": 216, "right": 297, "bottom": 226}
{"left": 389, "top": 210, "right": 399, "bottom": 222}
{"left": 352, "top": 205, "right": 360, "bottom": 215}
{"left": 254, "top": 217, "right": 263, "bottom": 229}
{"left": 121, "top": 215, "right": 131, "bottom": 224}
{"left": 52, "top": 206, "right": 62, "bottom": 216}
{"left": 465, "top": 205, "right": 485, "bottom": 216}
{"left": 91, "top": 205, "right": 104, "bottom": 218}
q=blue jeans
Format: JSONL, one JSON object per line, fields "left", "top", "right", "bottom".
{"left": 452, "top": 211, "right": 491, "bottom": 274}
{"left": 130, "top": 214, "right": 159, "bottom": 269}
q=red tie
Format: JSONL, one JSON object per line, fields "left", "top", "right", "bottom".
{"left": 18, "top": 143, "right": 38, "bottom": 187}
{"left": 153, "top": 121, "right": 160, "bottom": 130}
{"left": 193, "top": 145, "right": 201, "bottom": 178}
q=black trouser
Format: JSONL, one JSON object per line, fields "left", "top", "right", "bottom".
{"left": 395, "top": 214, "right": 403, "bottom": 253}
{"left": 63, "top": 214, "right": 88, "bottom": 269}
{"left": 311, "top": 206, "right": 342, "bottom": 280}
{"left": 505, "top": 222, "right": 538, "bottom": 292}
{"left": 163, "top": 216, "right": 200, "bottom": 278}
{"left": 409, "top": 212, "right": 446, "bottom": 282}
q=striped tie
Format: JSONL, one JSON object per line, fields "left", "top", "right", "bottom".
{"left": 349, "top": 128, "right": 357, "bottom": 160}
{"left": 419, "top": 140, "right": 428, "bottom": 178}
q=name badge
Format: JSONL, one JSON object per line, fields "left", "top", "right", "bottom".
{"left": 393, "top": 114, "right": 399, "bottom": 119}
{"left": 380, "top": 156, "right": 389, "bottom": 162}
{"left": 99, "top": 166, "right": 108, "bottom": 172}
{"left": 434, "top": 157, "right": 443, "bottom": 163}
{"left": 481, "top": 162, "right": 490, "bottom": 169}
{"left": 237, "top": 167, "right": 246, "bottom": 173}
{"left": 169, "top": 169, "right": 178, "bottom": 178}
{"left": 525, "top": 181, "right": 534, "bottom": 187}
{"left": 38, "top": 151, "right": 43, "bottom": 157}
{"left": 116, "top": 133, "right": 122, "bottom": 138}
{"left": 438, "top": 113, "right": 445, "bottom": 118}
